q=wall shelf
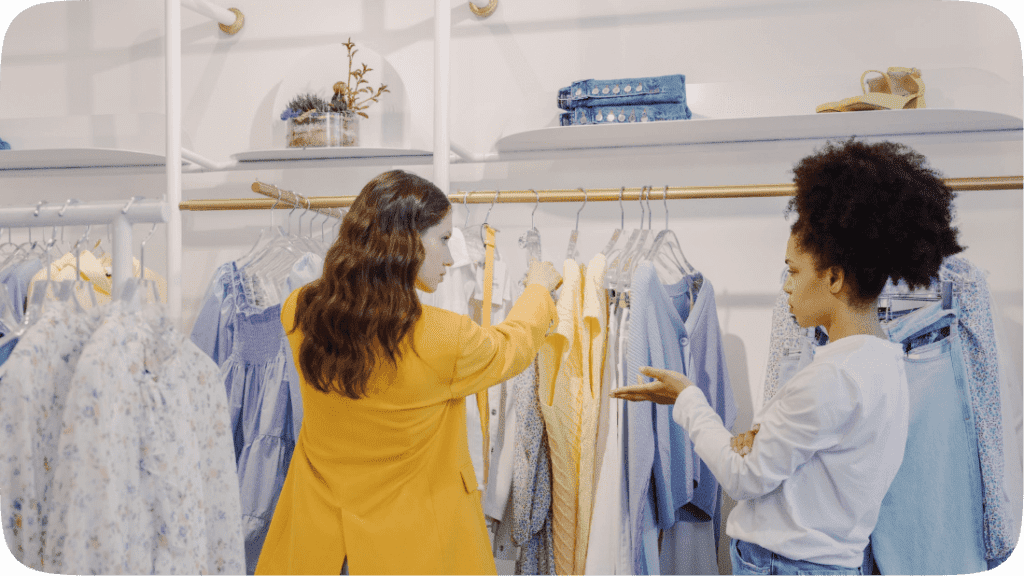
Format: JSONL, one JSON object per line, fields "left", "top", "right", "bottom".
{"left": 0, "top": 146, "right": 435, "bottom": 174}
{"left": 2, "top": 109, "right": 1019, "bottom": 174}
{"left": 0, "top": 148, "right": 179, "bottom": 173}
{"left": 228, "top": 147, "right": 434, "bottom": 169}
{"left": 494, "top": 109, "right": 1024, "bottom": 155}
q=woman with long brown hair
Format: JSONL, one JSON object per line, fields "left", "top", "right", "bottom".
{"left": 255, "top": 169, "right": 562, "bottom": 575}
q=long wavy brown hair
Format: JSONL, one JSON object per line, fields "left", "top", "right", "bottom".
{"left": 292, "top": 169, "right": 452, "bottom": 398}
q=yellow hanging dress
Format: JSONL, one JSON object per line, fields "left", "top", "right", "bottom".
{"left": 537, "top": 259, "right": 585, "bottom": 575}
{"left": 575, "top": 252, "right": 608, "bottom": 573}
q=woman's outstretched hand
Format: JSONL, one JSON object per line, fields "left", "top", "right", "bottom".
{"left": 609, "top": 366, "right": 693, "bottom": 405}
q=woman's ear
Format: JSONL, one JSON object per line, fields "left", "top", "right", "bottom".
{"left": 827, "top": 266, "right": 846, "bottom": 296}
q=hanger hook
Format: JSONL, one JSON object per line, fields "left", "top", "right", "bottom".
{"left": 618, "top": 186, "right": 625, "bottom": 230}
{"left": 58, "top": 198, "right": 76, "bottom": 217}
{"left": 663, "top": 185, "right": 670, "bottom": 230}
{"left": 646, "top": 185, "right": 654, "bottom": 230}
{"left": 74, "top": 224, "right": 92, "bottom": 279}
{"left": 481, "top": 189, "right": 500, "bottom": 245}
{"left": 306, "top": 197, "right": 314, "bottom": 237}
{"left": 286, "top": 191, "right": 305, "bottom": 236}
{"left": 484, "top": 188, "right": 499, "bottom": 225}
{"left": 574, "top": 187, "right": 587, "bottom": 231}
{"left": 637, "top": 186, "right": 646, "bottom": 228}
{"left": 139, "top": 222, "right": 158, "bottom": 278}
{"left": 30, "top": 200, "right": 49, "bottom": 246}
{"left": 461, "top": 189, "right": 471, "bottom": 229}
{"left": 56, "top": 198, "right": 79, "bottom": 247}
{"left": 121, "top": 195, "right": 143, "bottom": 215}
{"left": 531, "top": 189, "right": 539, "bottom": 230}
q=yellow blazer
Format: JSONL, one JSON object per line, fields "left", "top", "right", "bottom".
{"left": 255, "top": 284, "right": 556, "bottom": 575}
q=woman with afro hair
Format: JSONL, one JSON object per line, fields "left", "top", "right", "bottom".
{"left": 612, "top": 139, "right": 963, "bottom": 575}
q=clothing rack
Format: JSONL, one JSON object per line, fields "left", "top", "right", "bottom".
{"left": 176, "top": 175, "right": 1022, "bottom": 211}
{"left": 0, "top": 198, "right": 170, "bottom": 300}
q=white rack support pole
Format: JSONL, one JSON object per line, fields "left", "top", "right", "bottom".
{"left": 166, "top": 0, "right": 184, "bottom": 324}
{"left": 433, "top": 0, "right": 451, "bottom": 193}
{"left": 110, "top": 213, "right": 133, "bottom": 301}
{"left": 181, "top": 0, "right": 238, "bottom": 28}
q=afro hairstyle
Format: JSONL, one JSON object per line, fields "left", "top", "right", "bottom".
{"left": 787, "top": 138, "right": 964, "bottom": 304}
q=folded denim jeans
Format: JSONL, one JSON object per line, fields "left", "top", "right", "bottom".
{"left": 559, "top": 101, "right": 692, "bottom": 126}
{"left": 558, "top": 74, "right": 690, "bottom": 110}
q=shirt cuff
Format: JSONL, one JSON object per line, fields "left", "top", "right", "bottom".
{"left": 672, "top": 385, "right": 713, "bottom": 430}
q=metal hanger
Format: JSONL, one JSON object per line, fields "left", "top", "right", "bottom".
{"left": 518, "top": 190, "right": 542, "bottom": 265}
{"left": 610, "top": 186, "right": 650, "bottom": 298}
{"left": 600, "top": 187, "right": 624, "bottom": 256}
{"left": 646, "top": 185, "right": 694, "bottom": 274}
{"left": 480, "top": 188, "right": 500, "bottom": 246}
{"left": 461, "top": 190, "right": 471, "bottom": 229}
{"left": 565, "top": 187, "right": 586, "bottom": 261}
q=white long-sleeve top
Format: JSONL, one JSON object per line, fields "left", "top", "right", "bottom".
{"left": 672, "top": 334, "right": 909, "bottom": 568}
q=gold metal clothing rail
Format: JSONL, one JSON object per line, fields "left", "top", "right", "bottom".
{"left": 179, "top": 181, "right": 345, "bottom": 217}
{"left": 176, "top": 176, "right": 1022, "bottom": 211}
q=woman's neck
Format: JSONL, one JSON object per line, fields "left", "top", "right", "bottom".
{"left": 824, "top": 298, "right": 887, "bottom": 342}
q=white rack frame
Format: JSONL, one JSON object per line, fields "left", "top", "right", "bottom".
{"left": 0, "top": 199, "right": 170, "bottom": 300}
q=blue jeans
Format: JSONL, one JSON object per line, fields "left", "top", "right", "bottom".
{"left": 559, "top": 102, "right": 692, "bottom": 126}
{"left": 730, "top": 539, "right": 862, "bottom": 575}
{"left": 558, "top": 74, "right": 691, "bottom": 110}
{"left": 870, "top": 300, "right": 988, "bottom": 575}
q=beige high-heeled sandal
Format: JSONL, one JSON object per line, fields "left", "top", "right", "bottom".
{"left": 816, "top": 67, "right": 925, "bottom": 113}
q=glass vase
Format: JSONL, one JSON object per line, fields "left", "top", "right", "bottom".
{"left": 286, "top": 112, "right": 359, "bottom": 148}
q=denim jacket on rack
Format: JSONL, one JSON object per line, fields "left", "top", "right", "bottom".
{"left": 559, "top": 102, "right": 692, "bottom": 126}
{"left": 557, "top": 74, "right": 691, "bottom": 110}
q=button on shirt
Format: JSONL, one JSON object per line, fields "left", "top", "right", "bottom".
{"left": 672, "top": 335, "right": 910, "bottom": 568}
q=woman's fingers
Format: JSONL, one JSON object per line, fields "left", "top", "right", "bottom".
{"left": 639, "top": 366, "right": 679, "bottom": 381}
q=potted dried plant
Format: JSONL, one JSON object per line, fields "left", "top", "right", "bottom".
{"left": 280, "top": 38, "right": 390, "bottom": 148}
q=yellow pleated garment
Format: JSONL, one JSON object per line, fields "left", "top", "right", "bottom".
{"left": 574, "top": 252, "right": 608, "bottom": 573}
{"left": 537, "top": 258, "right": 585, "bottom": 575}
{"left": 26, "top": 251, "right": 168, "bottom": 308}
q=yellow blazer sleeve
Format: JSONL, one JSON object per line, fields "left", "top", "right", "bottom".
{"left": 450, "top": 283, "right": 557, "bottom": 398}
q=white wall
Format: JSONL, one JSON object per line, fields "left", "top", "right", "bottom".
{"left": 1, "top": 0, "right": 1021, "bottom": 572}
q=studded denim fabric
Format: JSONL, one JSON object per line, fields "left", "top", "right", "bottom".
{"left": 557, "top": 74, "right": 690, "bottom": 110}
{"left": 559, "top": 102, "right": 692, "bottom": 126}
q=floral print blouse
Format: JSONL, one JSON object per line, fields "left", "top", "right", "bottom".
{"left": 0, "top": 300, "right": 244, "bottom": 574}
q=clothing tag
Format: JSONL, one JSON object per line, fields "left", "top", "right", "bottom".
{"left": 474, "top": 259, "right": 506, "bottom": 306}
